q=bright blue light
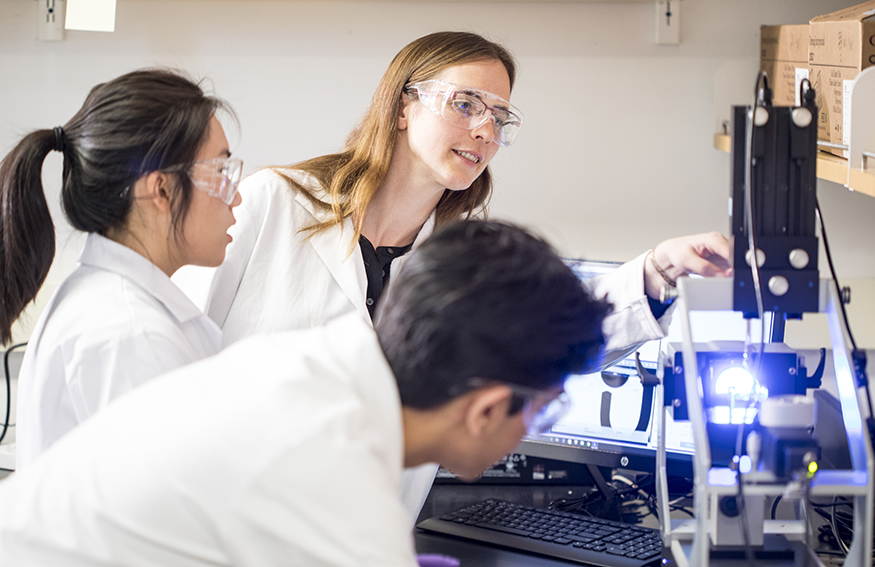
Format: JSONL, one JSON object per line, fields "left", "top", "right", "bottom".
{"left": 710, "top": 365, "right": 769, "bottom": 424}
{"left": 715, "top": 366, "right": 755, "bottom": 395}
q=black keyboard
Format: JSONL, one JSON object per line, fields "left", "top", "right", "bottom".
{"left": 416, "top": 499, "right": 663, "bottom": 567}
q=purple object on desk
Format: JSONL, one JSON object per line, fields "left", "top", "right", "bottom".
{"left": 417, "top": 553, "right": 461, "bottom": 567}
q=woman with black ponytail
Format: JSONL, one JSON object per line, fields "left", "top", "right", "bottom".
{"left": 0, "top": 69, "right": 243, "bottom": 468}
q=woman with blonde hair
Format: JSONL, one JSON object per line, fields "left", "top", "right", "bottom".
{"left": 183, "top": 31, "right": 730, "bottom": 518}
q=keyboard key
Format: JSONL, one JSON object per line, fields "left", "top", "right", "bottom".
{"left": 474, "top": 522, "right": 531, "bottom": 537}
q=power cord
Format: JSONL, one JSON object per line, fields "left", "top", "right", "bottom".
{"left": 815, "top": 197, "right": 875, "bottom": 453}
{"left": 2, "top": 342, "right": 26, "bottom": 445}
{"left": 730, "top": 70, "right": 772, "bottom": 567}
{"left": 810, "top": 497, "right": 854, "bottom": 556}
{"left": 548, "top": 473, "right": 659, "bottom": 516}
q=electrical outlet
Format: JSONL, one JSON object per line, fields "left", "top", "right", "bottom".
{"left": 38, "top": 0, "right": 64, "bottom": 41}
{"left": 656, "top": 0, "right": 680, "bottom": 46}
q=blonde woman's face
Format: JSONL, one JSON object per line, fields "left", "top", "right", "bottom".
{"left": 400, "top": 59, "right": 511, "bottom": 192}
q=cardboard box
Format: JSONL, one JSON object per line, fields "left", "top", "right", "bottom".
{"left": 760, "top": 25, "right": 810, "bottom": 106}
{"left": 809, "top": 1, "right": 875, "bottom": 157}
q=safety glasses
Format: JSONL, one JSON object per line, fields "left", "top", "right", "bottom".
{"left": 188, "top": 157, "right": 243, "bottom": 205}
{"left": 462, "top": 378, "right": 570, "bottom": 436}
{"left": 404, "top": 80, "right": 524, "bottom": 147}
{"left": 516, "top": 386, "right": 571, "bottom": 436}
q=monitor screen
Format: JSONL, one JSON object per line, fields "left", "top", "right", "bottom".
{"left": 516, "top": 258, "right": 768, "bottom": 479}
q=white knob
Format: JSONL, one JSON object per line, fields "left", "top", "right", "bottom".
{"left": 789, "top": 249, "right": 810, "bottom": 269}
{"left": 769, "top": 276, "right": 789, "bottom": 296}
{"left": 792, "top": 107, "right": 812, "bottom": 128}
{"left": 754, "top": 106, "right": 769, "bottom": 127}
{"left": 745, "top": 248, "right": 766, "bottom": 268}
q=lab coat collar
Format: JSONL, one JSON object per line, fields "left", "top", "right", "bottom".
{"left": 288, "top": 170, "right": 437, "bottom": 325}
{"left": 288, "top": 172, "right": 371, "bottom": 323}
{"left": 77, "top": 233, "right": 208, "bottom": 325}
{"left": 286, "top": 169, "right": 436, "bottom": 243}
{"left": 285, "top": 169, "right": 343, "bottom": 225}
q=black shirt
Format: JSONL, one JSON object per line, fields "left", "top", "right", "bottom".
{"left": 358, "top": 235, "right": 414, "bottom": 319}
{"left": 360, "top": 234, "right": 669, "bottom": 321}
{"left": 648, "top": 295, "right": 673, "bottom": 319}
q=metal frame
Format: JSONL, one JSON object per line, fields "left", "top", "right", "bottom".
{"left": 657, "top": 277, "right": 874, "bottom": 566}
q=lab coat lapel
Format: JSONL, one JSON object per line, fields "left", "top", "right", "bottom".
{"left": 295, "top": 191, "right": 372, "bottom": 325}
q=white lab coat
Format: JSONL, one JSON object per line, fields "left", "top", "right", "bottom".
{"left": 15, "top": 233, "right": 222, "bottom": 470}
{"left": 174, "top": 167, "right": 673, "bottom": 521}
{"left": 175, "top": 167, "right": 672, "bottom": 353}
{"left": 0, "top": 314, "right": 417, "bottom": 567}
{"left": 176, "top": 168, "right": 434, "bottom": 345}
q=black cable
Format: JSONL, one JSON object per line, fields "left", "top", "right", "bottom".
{"left": 730, "top": 71, "right": 770, "bottom": 567}
{"left": 1, "top": 343, "right": 27, "bottom": 445}
{"left": 770, "top": 495, "right": 783, "bottom": 520}
{"left": 815, "top": 198, "right": 875, "bottom": 424}
{"left": 668, "top": 504, "right": 695, "bottom": 518}
{"left": 809, "top": 499, "right": 852, "bottom": 508}
{"left": 810, "top": 502, "right": 853, "bottom": 556}
{"left": 743, "top": 79, "right": 767, "bottom": 333}
{"left": 830, "top": 503, "right": 850, "bottom": 556}
{"left": 815, "top": 198, "right": 857, "bottom": 349}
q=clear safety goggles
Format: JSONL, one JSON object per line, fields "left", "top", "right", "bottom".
{"left": 516, "top": 386, "right": 570, "bottom": 436}
{"left": 164, "top": 158, "right": 243, "bottom": 205}
{"left": 187, "top": 156, "right": 244, "bottom": 205}
{"left": 464, "top": 378, "right": 570, "bottom": 436}
{"left": 404, "top": 80, "right": 524, "bottom": 147}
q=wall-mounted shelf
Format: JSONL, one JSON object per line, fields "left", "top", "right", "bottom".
{"left": 714, "top": 67, "right": 875, "bottom": 199}
{"left": 713, "top": 134, "right": 875, "bottom": 199}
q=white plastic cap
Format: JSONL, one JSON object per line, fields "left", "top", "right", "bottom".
{"left": 760, "top": 395, "right": 816, "bottom": 428}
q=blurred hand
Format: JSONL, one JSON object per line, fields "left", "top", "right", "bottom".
{"left": 645, "top": 232, "right": 732, "bottom": 299}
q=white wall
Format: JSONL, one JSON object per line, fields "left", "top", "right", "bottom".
{"left": 3, "top": 0, "right": 874, "bottom": 348}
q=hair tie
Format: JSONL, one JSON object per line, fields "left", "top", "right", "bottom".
{"left": 52, "top": 126, "right": 67, "bottom": 153}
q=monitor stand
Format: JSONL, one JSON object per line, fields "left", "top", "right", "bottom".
{"left": 566, "top": 464, "right": 624, "bottom": 522}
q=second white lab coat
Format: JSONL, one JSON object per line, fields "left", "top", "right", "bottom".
{"left": 178, "top": 168, "right": 671, "bottom": 352}
{"left": 16, "top": 233, "right": 222, "bottom": 470}
{"left": 183, "top": 168, "right": 434, "bottom": 346}
{"left": 174, "top": 167, "right": 674, "bottom": 522}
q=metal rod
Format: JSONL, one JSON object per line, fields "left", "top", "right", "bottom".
{"left": 817, "top": 141, "right": 848, "bottom": 151}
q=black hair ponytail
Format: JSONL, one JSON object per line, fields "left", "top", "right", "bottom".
{"left": 0, "top": 68, "right": 232, "bottom": 345}
{"left": 0, "top": 130, "right": 58, "bottom": 344}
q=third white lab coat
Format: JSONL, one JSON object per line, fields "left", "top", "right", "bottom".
{"left": 174, "top": 167, "right": 674, "bottom": 522}
{"left": 178, "top": 168, "right": 671, "bottom": 352}
{"left": 0, "top": 313, "right": 417, "bottom": 567}
{"left": 187, "top": 168, "right": 434, "bottom": 346}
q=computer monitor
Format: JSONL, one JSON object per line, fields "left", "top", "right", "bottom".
{"left": 516, "top": 258, "right": 769, "bottom": 480}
